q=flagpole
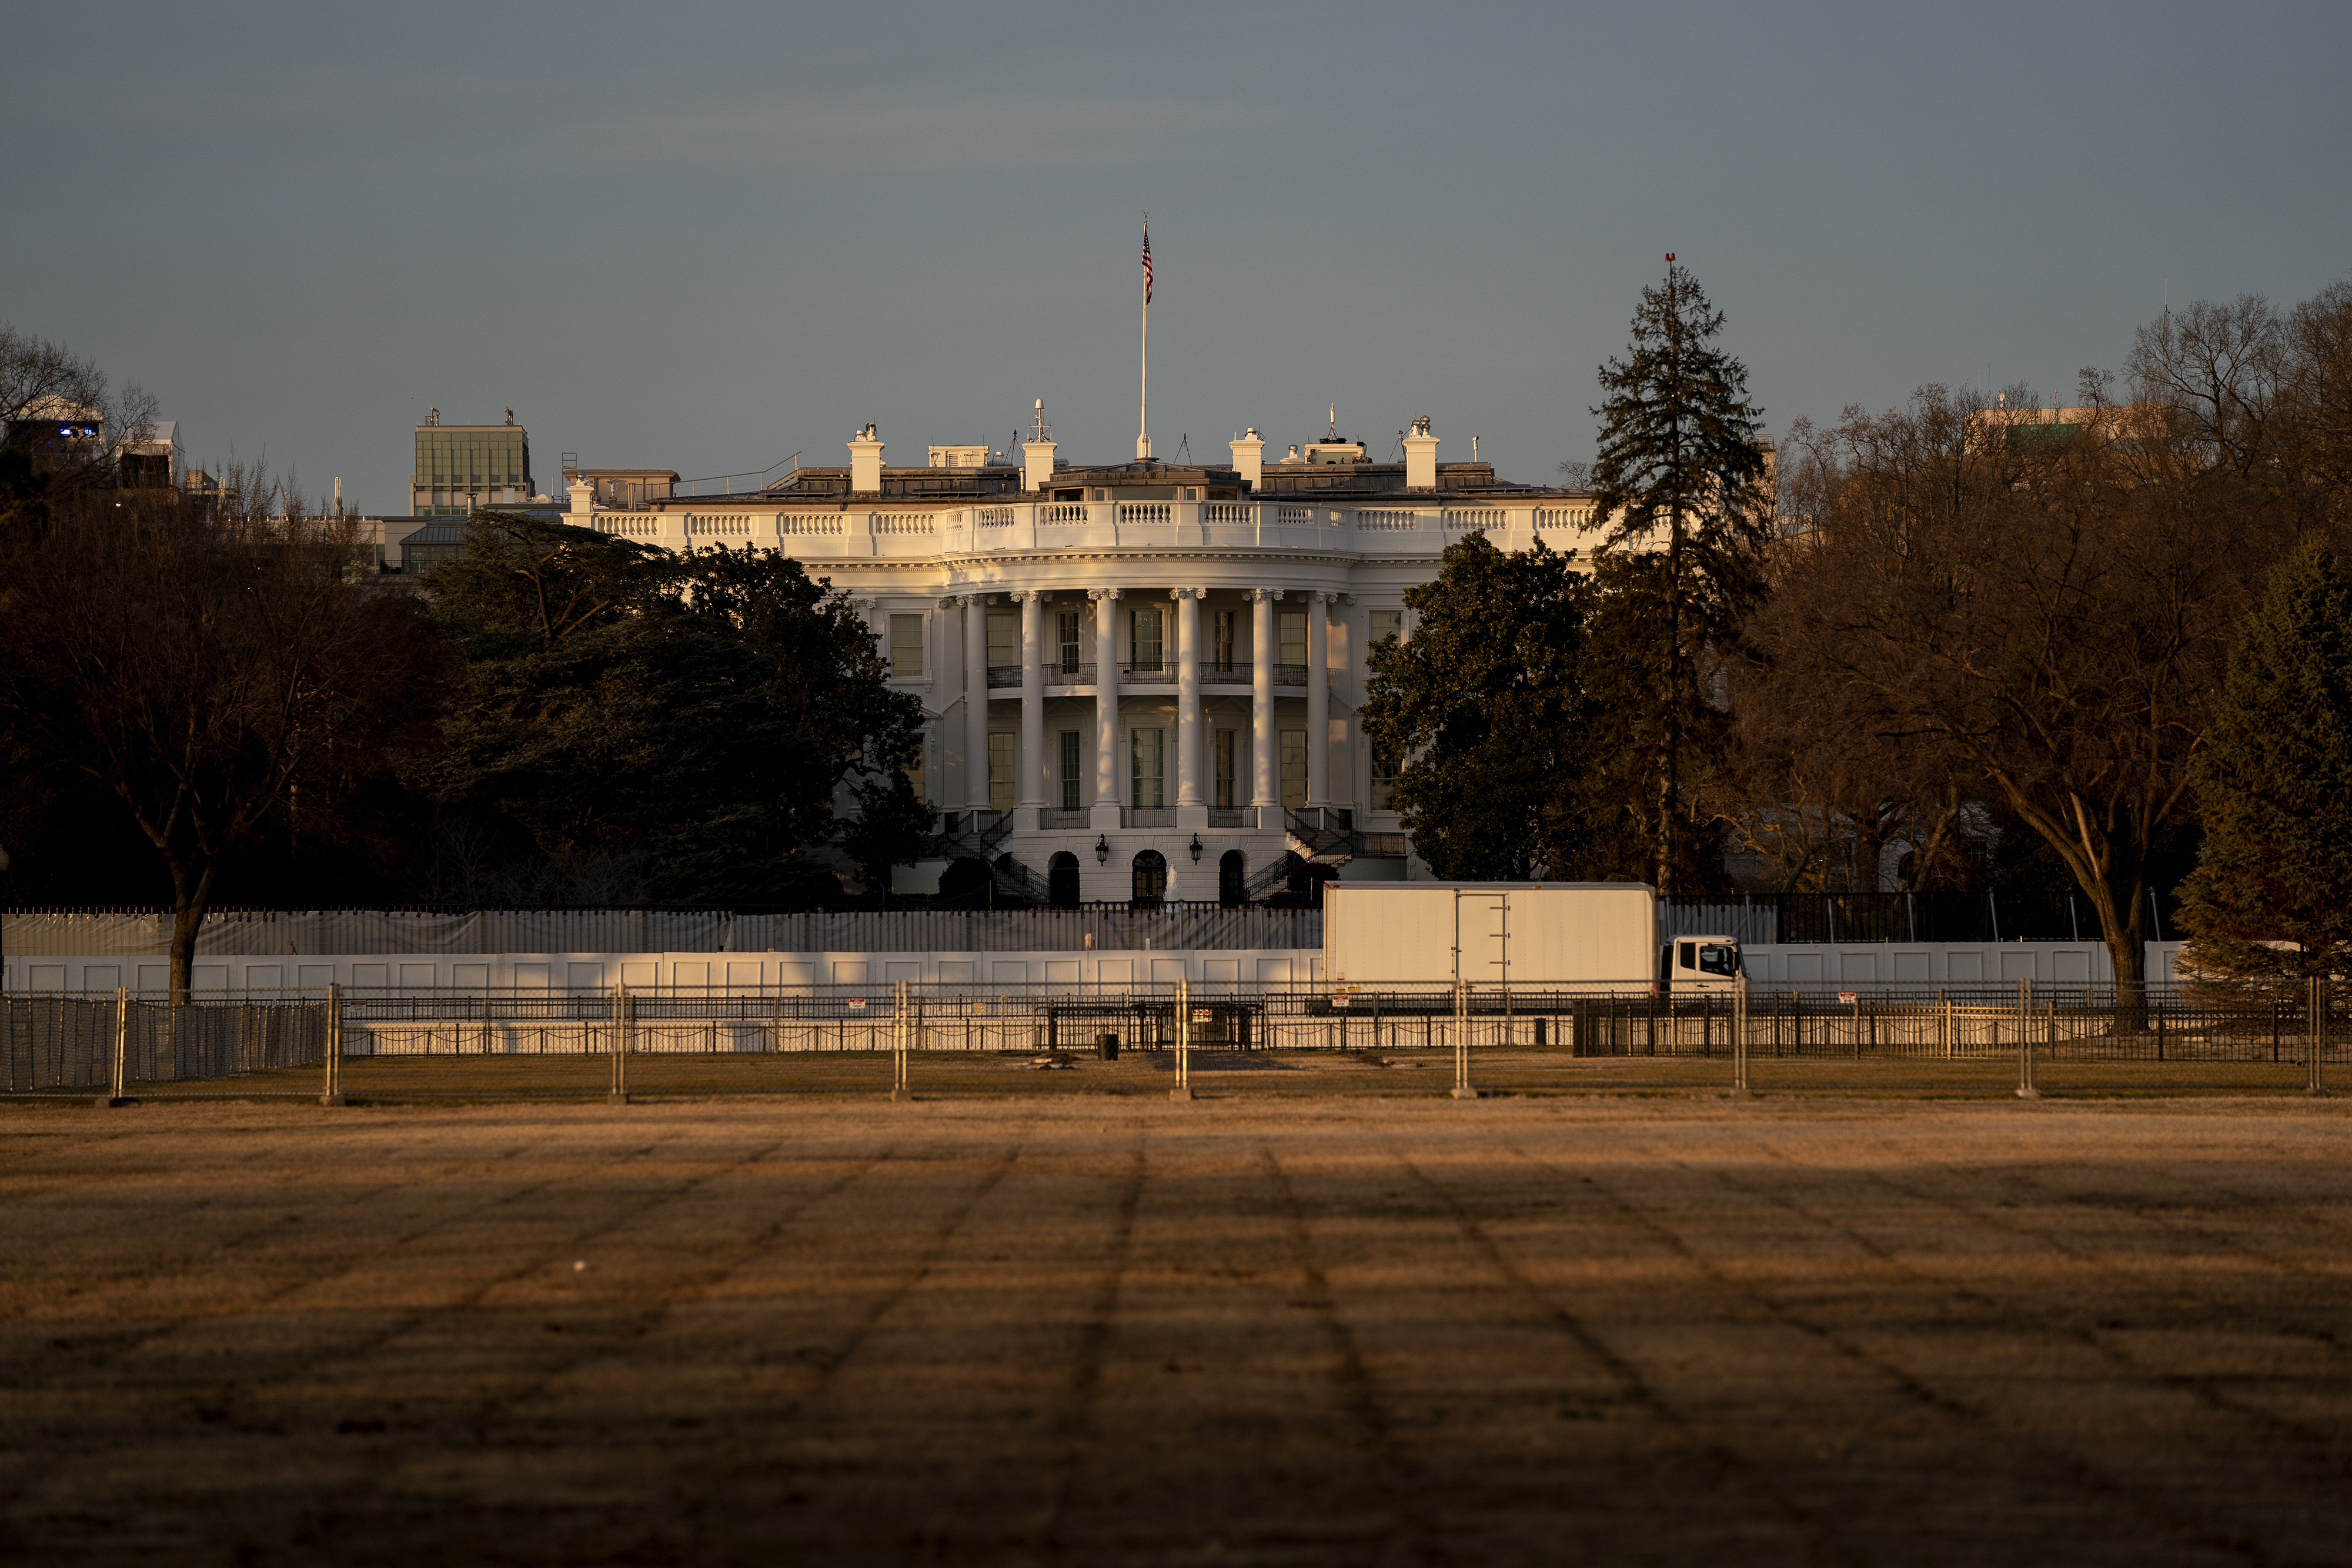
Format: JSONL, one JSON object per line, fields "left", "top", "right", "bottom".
{"left": 1137, "top": 216, "right": 1152, "bottom": 461}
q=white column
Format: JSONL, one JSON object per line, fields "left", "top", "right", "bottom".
{"left": 1089, "top": 587, "right": 1122, "bottom": 827}
{"left": 1175, "top": 588, "right": 1205, "bottom": 828}
{"left": 1248, "top": 588, "right": 1277, "bottom": 828}
{"left": 960, "top": 596, "right": 989, "bottom": 814}
{"left": 1016, "top": 590, "right": 1045, "bottom": 816}
{"left": 1307, "top": 591, "right": 1331, "bottom": 808}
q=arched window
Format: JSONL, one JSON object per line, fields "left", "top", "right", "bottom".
{"left": 1131, "top": 849, "right": 1168, "bottom": 908}
{"left": 1218, "top": 850, "right": 1248, "bottom": 908}
{"left": 1048, "top": 851, "right": 1081, "bottom": 909}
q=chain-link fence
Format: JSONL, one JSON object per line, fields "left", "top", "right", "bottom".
{"left": 2, "top": 979, "right": 2338, "bottom": 1104}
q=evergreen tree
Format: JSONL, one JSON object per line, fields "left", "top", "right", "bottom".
{"left": 1360, "top": 534, "right": 1593, "bottom": 880}
{"left": 1584, "top": 259, "right": 1772, "bottom": 892}
{"left": 2176, "top": 536, "right": 2352, "bottom": 978}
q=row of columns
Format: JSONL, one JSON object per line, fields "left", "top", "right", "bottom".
{"left": 950, "top": 587, "right": 1340, "bottom": 828}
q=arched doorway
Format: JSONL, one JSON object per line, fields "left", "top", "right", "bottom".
{"left": 1218, "top": 849, "right": 1248, "bottom": 907}
{"left": 1131, "top": 849, "right": 1168, "bottom": 908}
{"left": 1047, "top": 851, "right": 1081, "bottom": 909}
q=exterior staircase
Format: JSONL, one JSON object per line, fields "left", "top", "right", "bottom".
{"left": 926, "top": 811, "right": 1044, "bottom": 906}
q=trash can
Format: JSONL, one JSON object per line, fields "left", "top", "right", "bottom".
{"left": 1098, "top": 1032, "right": 1120, "bottom": 1061}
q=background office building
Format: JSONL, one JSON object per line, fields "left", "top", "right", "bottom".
{"left": 411, "top": 409, "right": 534, "bottom": 517}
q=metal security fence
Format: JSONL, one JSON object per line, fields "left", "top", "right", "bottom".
{"left": 1, "top": 992, "right": 329, "bottom": 1098}
{"left": 3, "top": 979, "right": 2338, "bottom": 1104}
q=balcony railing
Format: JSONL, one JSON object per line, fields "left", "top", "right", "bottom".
{"left": 1125, "top": 807, "right": 1176, "bottom": 828}
{"left": 1037, "top": 808, "right": 1090, "bottom": 829}
{"left": 982, "top": 659, "right": 1311, "bottom": 688}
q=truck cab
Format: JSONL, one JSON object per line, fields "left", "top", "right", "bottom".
{"left": 1659, "top": 935, "right": 1743, "bottom": 995}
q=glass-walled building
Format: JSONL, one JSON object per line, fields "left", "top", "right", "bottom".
{"left": 410, "top": 410, "right": 534, "bottom": 517}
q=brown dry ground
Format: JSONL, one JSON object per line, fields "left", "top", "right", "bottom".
{"left": 3, "top": 1095, "right": 2348, "bottom": 1567}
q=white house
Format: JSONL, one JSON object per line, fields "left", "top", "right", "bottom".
{"left": 570, "top": 410, "right": 1598, "bottom": 906}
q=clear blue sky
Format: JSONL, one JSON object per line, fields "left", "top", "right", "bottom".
{"left": 9, "top": 1, "right": 2347, "bottom": 513}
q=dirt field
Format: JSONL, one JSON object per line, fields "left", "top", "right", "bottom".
{"left": 4, "top": 1096, "right": 2348, "bottom": 1566}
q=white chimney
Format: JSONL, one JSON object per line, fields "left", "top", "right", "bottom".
{"left": 567, "top": 474, "right": 596, "bottom": 521}
{"left": 1402, "top": 416, "right": 1439, "bottom": 490}
{"left": 1021, "top": 437, "right": 1057, "bottom": 491}
{"left": 848, "top": 424, "right": 884, "bottom": 493}
{"left": 332, "top": 476, "right": 342, "bottom": 513}
{"left": 1228, "top": 427, "right": 1264, "bottom": 490}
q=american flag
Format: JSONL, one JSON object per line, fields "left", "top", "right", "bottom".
{"left": 1141, "top": 223, "right": 1153, "bottom": 305}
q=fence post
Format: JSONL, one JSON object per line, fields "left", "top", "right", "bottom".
{"left": 1451, "top": 978, "right": 1476, "bottom": 1099}
{"left": 2311, "top": 975, "right": 2329, "bottom": 1098}
{"left": 609, "top": 984, "right": 630, "bottom": 1105}
{"left": 2016, "top": 976, "right": 2040, "bottom": 1100}
{"left": 1732, "top": 978, "right": 1750, "bottom": 1095}
{"left": 321, "top": 982, "right": 345, "bottom": 1106}
{"left": 95, "top": 987, "right": 131, "bottom": 1108}
{"left": 891, "top": 978, "right": 913, "bottom": 1101}
{"left": 1169, "top": 978, "right": 1192, "bottom": 1102}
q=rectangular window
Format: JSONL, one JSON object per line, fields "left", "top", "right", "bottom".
{"left": 1057, "top": 610, "right": 1082, "bottom": 674}
{"left": 888, "top": 614, "right": 924, "bottom": 677}
{"left": 1281, "top": 729, "right": 1307, "bottom": 809}
{"left": 1214, "top": 730, "right": 1237, "bottom": 810}
{"left": 987, "top": 732, "right": 1017, "bottom": 813}
{"left": 1368, "top": 609, "right": 1403, "bottom": 647}
{"left": 987, "top": 611, "right": 1018, "bottom": 677}
{"left": 1131, "top": 728, "right": 1165, "bottom": 809}
{"left": 1369, "top": 743, "right": 1398, "bottom": 811}
{"left": 1058, "top": 730, "right": 1083, "bottom": 811}
{"left": 1214, "top": 609, "right": 1237, "bottom": 671}
{"left": 1130, "top": 606, "right": 1163, "bottom": 673}
{"left": 1279, "top": 609, "right": 1307, "bottom": 670}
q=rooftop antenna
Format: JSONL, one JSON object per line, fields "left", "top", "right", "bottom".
{"left": 1327, "top": 404, "right": 1339, "bottom": 442}
{"left": 1176, "top": 433, "right": 1192, "bottom": 463}
{"left": 1031, "top": 397, "right": 1050, "bottom": 444}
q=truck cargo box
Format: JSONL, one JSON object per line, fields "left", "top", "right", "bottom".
{"left": 1324, "top": 883, "right": 1662, "bottom": 987}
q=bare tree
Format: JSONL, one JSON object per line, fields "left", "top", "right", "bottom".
{"left": 0, "top": 480, "right": 433, "bottom": 997}
{"left": 1759, "top": 379, "right": 2281, "bottom": 1011}
{"left": 0, "top": 323, "right": 162, "bottom": 500}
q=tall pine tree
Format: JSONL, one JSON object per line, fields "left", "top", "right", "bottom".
{"left": 1583, "top": 259, "right": 1772, "bottom": 892}
{"left": 2176, "top": 536, "right": 2352, "bottom": 978}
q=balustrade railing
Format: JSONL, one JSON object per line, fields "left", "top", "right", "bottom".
{"left": 1355, "top": 509, "right": 1422, "bottom": 530}
{"left": 975, "top": 506, "right": 1015, "bottom": 526}
{"left": 1117, "top": 502, "right": 1171, "bottom": 524}
{"left": 1443, "top": 507, "right": 1507, "bottom": 530}
{"left": 777, "top": 515, "right": 843, "bottom": 536}
{"left": 1041, "top": 503, "right": 1091, "bottom": 524}
{"left": 1534, "top": 506, "right": 1593, "bottom": 529}
{"left": 873, "top": 511, "right": 936, "bottom": 534}
{"left": 594, "top": 514, "right": 660, "bottom": 537}
{"left": 684, "top": 513, "right": 752, "bottom": 537}
{"left": 1204, "top": 502, "right": 1251, "bottom": 523}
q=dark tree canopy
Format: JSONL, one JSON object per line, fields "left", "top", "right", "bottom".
{"left": 412, "top": 514, "right": 919, "bottom": 904}
{"left": 1360, "top": 534, "right": 1593, "bottom": 881}
{"left": 2176, "top": 536, "right": 2352, "bottom": 979}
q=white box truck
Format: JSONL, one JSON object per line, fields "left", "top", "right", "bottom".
{"left": 1322, "top": 882, "right": 1742, "bottom": 994}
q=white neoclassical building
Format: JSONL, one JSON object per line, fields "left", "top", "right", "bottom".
{"left": 567, "top": 414, "right": 1596, "bottom": 905}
